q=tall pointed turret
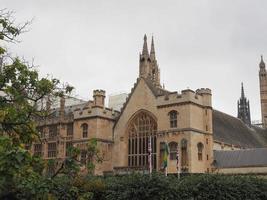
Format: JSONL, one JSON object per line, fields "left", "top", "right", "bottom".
{"left": 139, "top": 34, "right": 151, "bottom": 79}
{"left": 259, "top": 55, "right": 267, "bottom": 128}
{"left": 241, "top": 82, "right": 245, "bottom": 99}
{"left": 237, "top": 83, "right": 251, "bottom": 126}
{"left": 142, "top": 34, "right": 149, "bottom": 57}
{"left": 260, "top": 55, "right": 265, "bottom": 69}
{"left": 150, "top": 36, "right": 156, "bottom": 61}
{"left": 139, "top": 34, "right": 161, "bottom": 88}
{"left": 149, "top": 36, "right": 161, "bottom": 87}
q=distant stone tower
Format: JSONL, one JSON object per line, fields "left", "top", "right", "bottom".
{"left": 139, "top": 34, "right": 150, "bottom": 79}
{"left": 139, "top": 34, "right": 161, "bottom": 87}
{"left": 149, "top": 36, "right": 161, "bottom": 87}
{"left": 259, "top": 55, "right": 267, "bottom": 128}
{"left": 237, "top": 83, "right": 251, "bottom": 126}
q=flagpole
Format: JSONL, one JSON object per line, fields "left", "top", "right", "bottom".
{"left": 165, "top": 140, "right": 168, "bottom": 177}
{"left": 148, "top": 135, "right": 152, "bottom": 177}
{"left": 177, "top": 145, "right": 180, "bottom": 180}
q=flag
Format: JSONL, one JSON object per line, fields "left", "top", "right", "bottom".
{"left": 176, "top": 146, "right": 179, "bottom": 170}
{"left": 148, "top": 136, "right": 152, "bottom": 174}
{"left": 163, "top": 142, "right": 169, "bottom": 169}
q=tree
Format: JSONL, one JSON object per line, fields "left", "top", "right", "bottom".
{"left": 0, "top": 9, "right": 73, "bottom": 199}
{"left": 0, "top": 10, "right": 103, "bottom": 199}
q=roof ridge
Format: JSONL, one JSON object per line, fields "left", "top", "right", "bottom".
{"left": 113, "top": 78, "right": 141, "bottom": 127}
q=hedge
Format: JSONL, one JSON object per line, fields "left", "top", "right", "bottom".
{"left": 3, "top": 173, "right": 267, "bottom": 200}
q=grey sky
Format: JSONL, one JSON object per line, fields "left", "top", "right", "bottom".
{"left": 2, "top": 0, "right": 267, "bottom": 121}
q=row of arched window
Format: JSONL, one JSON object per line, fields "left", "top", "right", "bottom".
{"left": 168, "top": 141, "right": 204, "bottom": 161}
{"left": 80, "top": 110, "right": 178, "bottom": 138}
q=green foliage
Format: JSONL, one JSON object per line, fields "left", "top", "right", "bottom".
{"left": 40, "top": 173, "right": 267, "bottom": 200}
{"left": 105, "top": 173, "right": 179, "bottom": 200}
{"left": 177, "top": 174, "right": 267, "bottom": 200}
{"left": 0, "top": 136, "right": 44, "bottom": 199}
{"left": 0, "top": 10, "right": 22, "bottom": 44}
{"left": 86, "top": 138, "right": 103, "bottom": 174}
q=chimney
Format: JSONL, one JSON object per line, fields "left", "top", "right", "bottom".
{"left": 93, "top": 90, "right": 105, "bottom": 107}
{"left": 59, "top": 96, "right": 65, "bottom": 118}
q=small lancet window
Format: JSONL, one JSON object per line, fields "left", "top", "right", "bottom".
{"left": 81, "top": 123, "right": 88, "bottom": 138}
{"left": 169, "top": 110, "right": 178, "bottom": 128}
{"left": 197, "top": 142, "right": 204, "bottom": 161}
{"left": 169, "top": 142, "right": 178, "bottom": 160}
{"left": 181, "top": 139, "right": 188, "bottom": 167}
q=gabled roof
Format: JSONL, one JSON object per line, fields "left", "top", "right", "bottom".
{"left": 214, "top": 148, "right": 267, "bottom": 168}
{"left": 49, "top": 102, "right": 88, "bottom": 117}
{"left": 143, "top": 78, "right": 170, "bottom": 97}
{"left": 114, "top": 77, "right": 170, "bottom": 127}
{"left": 213, "top": 110, "right": 267, "bottom": 148}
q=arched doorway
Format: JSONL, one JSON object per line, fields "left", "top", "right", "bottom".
{"left": 127, "top": 111, "right": 157, "bottom": 170}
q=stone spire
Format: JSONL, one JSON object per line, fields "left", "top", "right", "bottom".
{"left": 142, "top": 34, "right": 149, "bottom": 57}
{"left": 237, "top": 83, "right": 251, "bottom": 126}
{"left": 260, "top": 55, "right": 265, "bottom": 69}
{"left": 139, "top": 35, "right": 161, "bottom": 88}
{"left": 150, "top": 36, "right": 156, "bottom": 60}
{"left": 139, "top": 34, "right": 150, "bottom": 79}
{"left": 241, "top": 82, "right": 245, "bottom": 99}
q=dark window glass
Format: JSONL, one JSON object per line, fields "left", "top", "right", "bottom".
{"left": 48, "top": 142, "right": 57, "bottom": 158}
{"left": 81, "top": 123, "right": 88, "bottom": 138}
{"left": 169, "top": 111, "right": 178, "bottom": 128}
{"left": 197, "top": 142, "right": 204, "bottom": 161}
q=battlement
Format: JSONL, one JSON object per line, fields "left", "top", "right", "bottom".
{"left": 157, "top": 88, "right": 212, "bottom": 108}
{"left": 196, "top": 88, "right": 212, "bottom": 95}
{"left": 93, "top": 89, "right": 106, "bottom": 107}
{"left": 93, "top": 89, "right": 106, "bottom": 97}
{"left": 73, "top": 104, "right": 119, "bottom": 120}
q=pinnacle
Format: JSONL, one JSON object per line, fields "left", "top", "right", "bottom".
{"left": 142, "top": 34, "right": 149, "bottom": 56}
{"left": 241, "top": 82, "right": 245, "bottom": 99}
{"left": 150, "top": 36, "right": 156, "bottom": 60}
{"left": 260, "top": 55, "right": 265, "bottom": 68}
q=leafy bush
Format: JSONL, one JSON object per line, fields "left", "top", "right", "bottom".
{"left": 177, "top": 174, "right": 267, "bottom": 200}
{"left": 1, "top": 170, "right": 267, "bottom": 199}
{"left": 101, "top": 174, "right": 267, "bottom": 200}
{"left": 104, "top": 173, "right": 179, "bottom": 200}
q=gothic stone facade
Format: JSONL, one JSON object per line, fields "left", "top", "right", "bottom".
{"left": 32, "top": 36, "right": 267, "bottom": 175}
{"left": 32, "top": 36, "right": 213, "bottom": 175}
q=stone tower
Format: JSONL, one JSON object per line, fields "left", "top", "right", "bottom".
{"left": 149, "top": 36, "right": 161, "bottom": 87}
{"left": 259, "top": 55, "right": 267, "bottom": 127}
{"left": 139, "top": 34, "right": 161, "bottom": 87}
{"left": 237, "top": 83, "right": 251, "bottom": 126}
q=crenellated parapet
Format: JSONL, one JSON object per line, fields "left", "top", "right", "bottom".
{"left": 157, "top": 88, "right": 212, "bottom": 108}
{"left": 73, "top": 90, "right": 120, "bottom": 121}
{"left": 93, "top": 89, "right": 106, "bottom": 107}
{"left": 73, "top": 106, "right": 119, "bottom": 120}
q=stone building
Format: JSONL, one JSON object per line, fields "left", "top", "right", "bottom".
{"left": 32, "top": 35, "right": 267, "bottom": 175}
{"left": 259, "top": 55, "right": 267, "bottom": 128}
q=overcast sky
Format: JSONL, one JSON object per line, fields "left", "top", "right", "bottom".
{"left": 2, "top": 0, "right": 267, "bottom": 121}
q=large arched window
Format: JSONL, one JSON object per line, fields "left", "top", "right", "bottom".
{"left": 169, "top": 142, "right": 178, "bottom": 160}
{"left": 181, "top": 139, "right": 188, "bottom": 168}
{"left": 197, "top": 142, "right": 204, "bottom": 161}
{"left": 81, "top": 123, "right": 88, "bottom": 138}
{"left": 169, "top": 110, "right": 177, "bottom": 128}
{"left": 128, "top": 111, "right": 157, "bottom": 169}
